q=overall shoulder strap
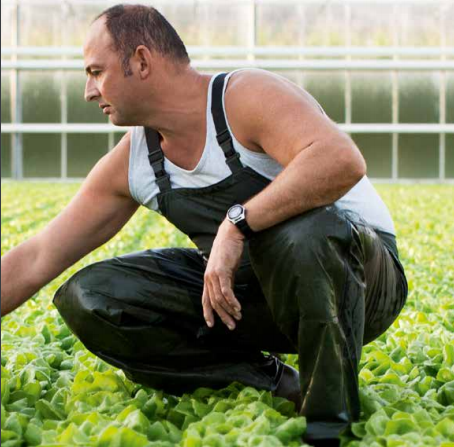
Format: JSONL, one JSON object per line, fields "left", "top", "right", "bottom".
{"left": 211, "top": 73, "right": 243, "bottom": 174}
{"left": 144, "top": 127, "right": 172, "bottom": 192}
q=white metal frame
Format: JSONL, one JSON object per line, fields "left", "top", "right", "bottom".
{"left": 3, "top": 59, "right": 454, "bottom": 71}
{"left": 2, "top": 0, "right": 453, "bottom": 182}
{"left": 3, "top": 123, "right": 454, "bottom": 134}
{"left": 3, "top": 46, "right": 454, "bottom": 57}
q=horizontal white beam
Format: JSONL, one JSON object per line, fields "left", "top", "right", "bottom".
{"left": 1, "top": 178, "right": 85, "bottom": 183}
{"left": 2, "top": 46, "right": 454, "bottom": 58}
{"left": 0, "top": 0, "right": 446, "bottom": 5}
{"left": 343, "top": 124, "right": 454, "bottom": 134}
{"left": 2, "top": 47, "right": 83, "bottom": 57}
{"left": 371, "top": 178, "right": 454, "bottom": 184}
{"left": 3, "top": 123, "right": 454, "bottom": 134}
{"left": 3, "top": 177, "right": 453, "bottom": 184}
{"left": 1, "top": 124, "right": 128, "bottom": 133}
{"left": 3, "top": 59, "right": 454, "bottom": 71}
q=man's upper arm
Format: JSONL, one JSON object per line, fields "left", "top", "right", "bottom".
{"left": 225, "top": 69, "right": 365, "bottom": 172}
{"left": 33, "top": 132, "right": 139, "bottom": 281}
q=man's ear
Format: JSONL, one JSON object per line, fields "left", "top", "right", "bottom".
{"left": 134, "top": 45, "right": 152, "bottom": 80}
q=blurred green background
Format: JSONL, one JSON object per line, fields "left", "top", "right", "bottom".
{"left": 1, "top": 0, "right": 453, "bottom": 180}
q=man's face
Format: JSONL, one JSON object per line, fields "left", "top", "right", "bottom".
{"left": 83, "top": 18, "right": 139, "bottom": 126}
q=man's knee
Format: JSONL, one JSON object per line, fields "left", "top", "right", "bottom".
{"left": 53, "top": 258, "right": 189, "bottom": 360}
{"left": 53, "top": 261, "right": 111, "bottom": 317}
{"left": 54, "top": 263, "right": 92, "bottom": 312}
{"left": 53, "top": 261, "right": 132, "bottom": 352}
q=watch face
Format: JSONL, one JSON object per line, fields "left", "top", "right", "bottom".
{"left": 228, "top": 205, "right": 243, "bottom": 219}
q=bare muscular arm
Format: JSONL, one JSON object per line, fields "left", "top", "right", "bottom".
{"left": 1, "top": 132, "right": 139, "bottom": 317}
{"left": 225, "top": 69, "right": 366, "bottom": 231}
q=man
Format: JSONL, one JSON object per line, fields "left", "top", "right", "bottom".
{"left": 1, "top": 4, "right": 408, "bottom": 446}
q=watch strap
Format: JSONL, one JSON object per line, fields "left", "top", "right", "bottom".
{"left": 235, "top": 217, "right": 255, "bottom": 239}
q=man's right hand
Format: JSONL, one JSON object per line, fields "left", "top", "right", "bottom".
{"left": 1, "top": 132, "right": 139, "bottom": 317}
{"left": 202, "top": 219, "right": 244, "bottom": 331}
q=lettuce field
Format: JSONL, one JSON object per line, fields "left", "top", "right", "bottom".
{"left": 1, "top": 182, "right": 453, "bottom": 447}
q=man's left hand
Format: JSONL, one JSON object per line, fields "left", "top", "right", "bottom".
{"left": 202, "top": 220, "right": 244, "bottom": 330}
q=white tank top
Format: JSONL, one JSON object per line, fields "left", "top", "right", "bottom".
{"left": 129, "top": 70, "right": 396, "bottom": 236}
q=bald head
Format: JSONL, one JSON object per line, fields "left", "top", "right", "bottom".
{"left": 84, "top": 16, "right": 112, "bottom": 56}
{"left": 94, "top": 4, "right": 190, "bottom": 76}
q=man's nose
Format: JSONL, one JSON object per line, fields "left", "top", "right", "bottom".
{"left": 84, "top": 77, "right": 100, "bottom": 102}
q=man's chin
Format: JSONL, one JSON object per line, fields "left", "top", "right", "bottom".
{"left": 108, "top": 115, "right": 130, "bottom": 127}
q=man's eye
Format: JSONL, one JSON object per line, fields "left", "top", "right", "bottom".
{"left": 92, "top": 71, "right": 101, "bottom": 77}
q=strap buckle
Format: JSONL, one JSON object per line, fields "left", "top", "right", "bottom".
{"left": 148, "top": 149, "right": 163, "bottom": 165}
{"left": 226, "top": 151, "right": 241, "bottom": 165}
{"left": 151, "top": 162, "right": 167, "bottom": 179}
{"left": 216, "top": 128, "right": 231, "bottom": 146}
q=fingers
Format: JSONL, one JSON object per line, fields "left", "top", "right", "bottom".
{"left": 202, "top": 286, "right": 215, "bottom": 328}
{"left": 208, "top": 279, "right": 237, "bottom": 330}
{"left": 219, "top": 276, "right": 242, "bottom": 315}
{"left": 212, "top": 277, "right": 240, "bottom": 319}
{"left": 203, "top": 273, "right": 242, "bottom": 331}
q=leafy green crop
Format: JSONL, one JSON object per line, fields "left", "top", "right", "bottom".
{"left": 1, "top": 183, "right": 453, "bottom": 447}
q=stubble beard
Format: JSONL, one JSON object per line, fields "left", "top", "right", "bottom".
{"left": 109, "top": 112, "right": 138, "bottom": 128}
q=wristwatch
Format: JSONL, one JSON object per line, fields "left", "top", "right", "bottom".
{"left": 226, "top": 204, "right": 255, "bottom": 239}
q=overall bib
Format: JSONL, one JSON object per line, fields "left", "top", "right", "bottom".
{"left": 54, "top": 73, "right": 408, "bottom": 442}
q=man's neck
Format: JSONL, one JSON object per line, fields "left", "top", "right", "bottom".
{"left": 141, "top": 67, "right": 213, "bottom": 153}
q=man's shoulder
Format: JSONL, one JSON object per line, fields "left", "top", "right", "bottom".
{"left": 226, "top": 68, "right": 322, "bottom": 113}
{"left": 85, "top": 131, "right": 134, "bottom": 201}
{"left": 225, "top": 68, "right": 290, "bottom": 102}
{"left": 104, "top": 131, "right": 131, "bottom": 175}
{"left": 223, "top": 69, "right": 311, "bottom": 153}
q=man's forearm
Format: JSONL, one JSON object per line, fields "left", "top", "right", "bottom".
{"left": 1, "top": 238, "right": 44, "bottom": 316}
{"left": 244, "top": 141, "right": 366, "bottom": 232}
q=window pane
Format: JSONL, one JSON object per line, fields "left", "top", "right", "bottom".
{"left": 398, "top": 134, "right": 439, "bottom": 179}
{"left": 447, "top": 73, "right": 454, "bottom": 124}
{"left": 397, "top": 4, "right": 441, "bottom": 47}
{"left": 173, "top": 3, "right": 251, "bottom": 46}
{"left": 256, "top": 4, "right": 343, "bottom": 46}
{"left": 1, "top": 72, "right": 11, "bottom": 123}
{"left": 67, "top": 134, "right": 107, "bottom": 178}
{"left": 399, "top": 73, "right": 439, "bottom": 124}
{"left": 1, "top": 4, "right": 14, "bottom": 48}
{"left": 447, "top": 3, "right": 454, "bottom": 54}
{"left": 22, "top": 72, "right": 61, "bottom": 124}
{"left": 350, "top": 5, "right": 394, "bottom": 47}
{"left": 67, "top": 72, "right": 106, "bottom": 124}
{"left": 159, "top": 3, "right": 200, "bottom": 46}
{"left": 352, "top": 133, "right": 392, "bottom": 179}
{"left": 352, "top": 73, "right": 392, "bottom": 123}
{"left": 304, "top": 72, "right": 345, "bottom": 123}
{"left": 23, "top": 134, "right": 61, "bottom": 178}
{"left": 19, "top": 3, "right": 62, "bottom": 46}
{"left": 65, "top": 3, "right": 106, "bottom": 46}
{"left": 1, "top": 134, "right": 12, "bottom": 178}
{"left": 446, "top": 135, "right": 454, "bottom": 179}
{"left": 299, "top": 4, "right": 346, "bottom": 46}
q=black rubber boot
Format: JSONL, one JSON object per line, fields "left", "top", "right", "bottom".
{"left": 304, "top": 438, "right": 341, "bottom": 447}
{"left": 272, "top": 362, "right": 302, "bottom": 411}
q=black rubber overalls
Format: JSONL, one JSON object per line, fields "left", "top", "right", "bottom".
{"left": 53, "top": 72, "right": 408, "bottom": 443}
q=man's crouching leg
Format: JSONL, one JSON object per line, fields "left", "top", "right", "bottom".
{"left": 249, "top": 205, "right": 368, "bottom": 444}
{"left": 52, "top": 248, "right": 290, "bottom": 396}
{"left": 52, "top": 248, "right": 199, "bottom": 394}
